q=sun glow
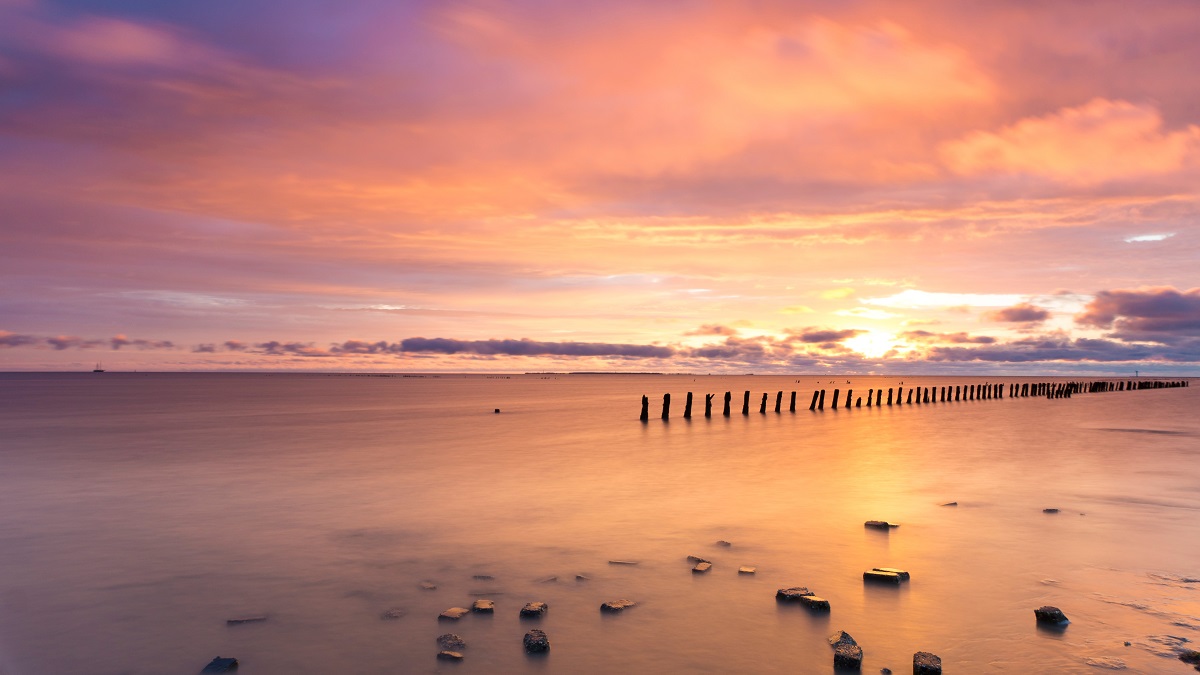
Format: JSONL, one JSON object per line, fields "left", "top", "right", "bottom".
{"left": 842, "top": 330, "right": 901, "bottom": 359}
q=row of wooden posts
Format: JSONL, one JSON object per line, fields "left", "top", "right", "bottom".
{"left": 639, "top": 379, "right": 1189, "bottom": 421}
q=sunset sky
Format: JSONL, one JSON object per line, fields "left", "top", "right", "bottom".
{"left": 2, "top": 0, "right": 1199, "bottom": 373}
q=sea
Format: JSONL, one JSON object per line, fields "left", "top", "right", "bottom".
{"left": 0, "top": 372, "right": 1197, "bottom": 674}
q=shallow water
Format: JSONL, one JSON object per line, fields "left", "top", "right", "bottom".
{"left": 0, "top": 373, "right": 1197, "bottom": 674}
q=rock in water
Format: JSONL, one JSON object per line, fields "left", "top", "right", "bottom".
{"left": 1179, "top": 649, "right": 1200, "bottom": 665}
{"left": 1043, "top": 508, "right": 1060, "bottom": 514}
{"left": 687, "top": 555, "right": 710, "bottom": 564}
{"left": 600, "top": 599, "right": 636, "bottom": 612}
{"left": 864, "top": 520, "right": 899, "bottom": 530}
{"left": 608, "top": 560, "right": 639, "bottom": 565}
{"left": 523, "top": 629, "right": 550, "bottom": 653}
{"left": 200, "top": 657, "right": 238, "bottom": 673}
{"left": 776, "top": 587, "right": 813, "bottom": 602}
{"left": 872, "top": 567, "right": 910, "bottom": 580}
{"left": 913, "top": 651, "right": 942, "bottom": 674}
{"left": 716, "top": 540, "right": 733, "bottom": 547}
{"left": 1034, "top": 606, "right": 1069, "bottom": 625}
{"left": 519, "top": 602, "right": 548, "bottom": 618}
{"left": 439, "top": 607, "right": 470, "bottom": 621}
{"left": 800, "top": 595, "right": 831, "bottom": 611}
{"left": 863, "top": 570, "right": 904, "bottom": 584}
{"left": 692, "top": 562, "right": 712, "bottom": 573}
{"left": 420, "top": 581, "right": 438, "bottom": 590}
{"left": 941, "top": 502, "right": 958, "bottom": 507}
{"left": 225, "top": 616, "right": 266, "bottom": 625}
{"left": 436, "top": 651, "right": 464, "bottom": 661}
{"left": 380, "top": 607, "right": 406, "bottom": 620}
{"left": 437, "top": 634, "right": 466, "bottom": 650}
{"left": 738, "top": 566, "right": 757, "bottom": 574}
{"left": 834, "top": 643, "right": 863, "bottom": 669}
{"left": 828, "top": 631, "right": 857, "bottom": 648}
{"left": 471, "top": 599, "right": 494, "bottom": 613}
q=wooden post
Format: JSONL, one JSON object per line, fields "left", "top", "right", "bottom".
{"left": 759, "top": 392, "right": 768, "bottom": 414}
{"left": 846, "top": 389, "right": 853, "bottom": 407}
{"left": 640, "top": 395, "right": 649, "bottom": 421}
{"left": 906, "top": 389, "right": 913, "bottom": 404}
{"left": 867, "top": 388, "right": 874, "bottom": 406}
{"left": 809, "top": 391, "right": 819, "bottom": 410}
{"left": 662, "top": 393, "right": 671, "bottom": 420}
{"left": 705, "top": 393, "right": 713, "bottom": 418}
{"left": 818, "top": 389, "right": 826, "bottom": 410}
{"left": 855, "top": 397, "right": 862, "bottom": 407}
{"left": 742, "top": 391, "right": 750, "bottom": 415}
{"left": 775, "top": 391, "right": 783, "bottom": 413}
{"left": 723, "top": 391, "right": 731, "bottom": 416}
{"left": 832, "top": 389, "right": 840, "bottom": 409}
{"left": 941, "top": 386, "right": 946, "bottom": 402}
{"left": 897, "top": 386, "right": 904, "bottom": 405}
{"left": 684, "top": 392, "right": 693, "bottom": 419}
{"left": 789, "top": 391, "right": 796, "bottom": 412}
{"left": 875, "top": 389, "right": 882, "bottom": 406}
{"left": 955, "top": 385, "right": 960, "bottom": 401}
{"left": 887, "top": 388, "right": 893, "bottom": 405}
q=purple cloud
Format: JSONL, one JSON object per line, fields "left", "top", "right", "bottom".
{"left": 785, "top": 327, "right": 865, "bottom": 344}
{"left": 398, "top": 337, "right": 674, "bottom": 358}
{"left": 1076, "top": 287, "right": 1200, "bottom": 339}
{"left": 985, "top": 303, "right": 1050, "bottom": 323}
{"left": 902, "top": 330, "right": 997, "bottom": 344}
{"left": 0, "top": 330, "right": 38, "bottom": 347}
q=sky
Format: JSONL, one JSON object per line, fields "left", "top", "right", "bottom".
{"left": 2, "top": 0, "right": 1199, "bottom": 374}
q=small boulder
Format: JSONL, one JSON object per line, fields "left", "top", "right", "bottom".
{"left": 437, "top": 634, "right": 466, "bottom": 650}
{"left": 1180, "top": 649, "right": 1200, "bottom": 665}
{"left": 420, "top": 581, "right": 438, "bottom": 590}
{"left": 716, "top": 540, "right": 733, "bottom": 547}
{"left": 600, "top": 599, "right": 636, "bottom": 612}
{"left": 864, "top": 520, "right": 899, "bottom": 530}
{"left": 200, "top": 657, "right": 238, "bottom": 673}
{"left": 436, "top": 650, "right": 464, "bottom": 661}
{"left": 941, "top": 502, "right": 957, "bottom": 507}
{"left": 864, "top": 570, "right": 903, "bottom": 584}
{"left": 439, "top": 607, "right": 470, "bottom": 621}
{"left": 471, "top": 599, "right": 494, "bottom": 613}
{"left": 828, "top": 631, "right": 857, "bottom": 648}
{"left": 1043, "top": 508, "right": 1060, "bottom": 514}
{"left": 608, "top": 560, "right": 639, "bottom": 565}
{"left": 692, "top": 562, "right": 712, "bottom": 573}
{"left": 575, "top": 574, "right": 589, "bottom": 581}
{"left": 738, "top": 566, "right": 757, "bottom": 574}
{"left": 913, "top": 651, "right": 942, "bottom": 674}
{"left": 834, "top": 643, "right": 863, "bottom": 669}
{"left": 776, "top": 587, "right": 813, "bottom": 601}
{"left": 872, "top": 567, "right": 910, "bottom": 580}
{"left": 687, "top": 555, "right": 710, "bottom": 564}
{"left": 520, "top": 601, "right": 548, "bottom": 618}
{"left": 881, "top": 669, "right": 892, "bottom": 674}
{"left": 380, "top": 607, "right": 406, "bottom": 620}
{"left": 800, "top": 595, "right": 831, "bottom": 611}
{"left": 1034, "top": 606, "right": 1069, "bottom": 625}
{"left": 523, "top": 628, "right": 550, "bottom": 653}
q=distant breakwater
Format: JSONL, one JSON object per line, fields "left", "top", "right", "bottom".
{"left": 639, "top": 379, "right": 1189, "bottom": 421}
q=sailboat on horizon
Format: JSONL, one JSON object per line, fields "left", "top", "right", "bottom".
{"left": 92, "top": 362, "right": 105, "bottom": 373}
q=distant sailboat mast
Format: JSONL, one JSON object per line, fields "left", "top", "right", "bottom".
{"left": 93, "top": 362, "right": 105, "bottom": 373}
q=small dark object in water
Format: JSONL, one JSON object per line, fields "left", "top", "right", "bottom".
{"left": 420, "top": 581, "right": 437, "bottom": 590}
{"left": 200, "top": 656, "right": 238, "bottom": 673}
{"left": 600, "top": 599, "right": 636, "bottom": 612}
{"left": 864, "top": 570, "right": 903, "bottom": 584}
{"left": 687, "top": 555, "right": 710, "bottom": 564}
{"left": 494, "top": 408, "right": 500, "bottom": 414}
{"left": 524, "top": 628, "right": 550, "bottom": 653}
{"left": 437, "top": 650, "right": 464, "bottom": 661}
{"left": 881, "top": 669, "right": 892, "bottom": 674}
{"left": 437, "top": 634, "right": 466, "bottom": 650}
{"left": 913, "top": 651, "right": 942, "bottom": 674}
{"left": 608, "top": 560, "right": 638, "bottom": 565}
{"left": 864, "top": 520, "right": 899, "bottom": 529}
{"left": 1043, "top": 508, "right": 1060, "bottom": 514}
{"left": 941, "top": 502, "right": 958, "bottom": 507}
{"left": 776, "top": 587, "right": 813, "bottom": 601}
{"left": 536, "top": 575, "right": 558, "bottom": 583}
{"left": 716, "top": 540, "right": 733, "bottom": 547}
{"left": 800, "top": 595, "right": 830, "bottom": 611}
{"left": 226, "top": 616, "right": 266, "bottom": 625}
{"left": 519, "top": 601, "right": 548, "bottom": 618}
{"left": 872, "top": 567, "right": 910, "bottom": 580}
{"left": 380, "top": 607, "right": 406, "bottom": 620}
{"left": 575, "top": 574, "right": 589, "bottom": 581}
{"left": 1179, "top": 649, "right": 1200, "bottom": 664}
{"left": 1034, "top": 606, "right": 1069, "bottom": 625}
{"left": 472, "top": 574, "right": 494, "bottom": 580}
{"left": 471, "top": 599, "right": 494, "bottom": 613}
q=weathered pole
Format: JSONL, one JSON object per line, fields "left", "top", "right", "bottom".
{"left": 818, "top": 389, "right": 826, "bottom": 410}
{"left": 704, "top": 393, "right": 713, "bottom": 418}
{"left": 759, "top": 392, "right": 768, "bottom": 414}
{"left": 809, "top": 391, "right": 820, "bottom": 410}
{"left": 661, "top": 393, "right": 671, "bottom": 420}
{"left": 789, "top": 391, "right": 797, "bottom": 412}
{"left": 867, "top": 388, "right": 874, "bottom": 406}
{"left": 775, "top": 391, "right": 783, "bottom": 413}
{"left": 684, "top": 392, "right": 693, "bottom": 419}
{"left": 723, "top": 391, "right": 731, "bottom": 416}
{"left": 640, "top": 395, "right": 649, "bottom": 421}
{"left": 742, "top": 391, "right": 750, "bottom": 415}
{"left": 887, "top": 388, "right": 893, "bottom": 406}
{"left": 832, "top": 389, "right": 840, "bottom": 409}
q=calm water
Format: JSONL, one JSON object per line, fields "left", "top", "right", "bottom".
{"left": 0, "top": 373, "right": 1198, "bottom": 674}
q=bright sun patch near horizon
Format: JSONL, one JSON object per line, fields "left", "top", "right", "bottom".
{"left": 843, "top": 330, "right": 900, "bottom": 359}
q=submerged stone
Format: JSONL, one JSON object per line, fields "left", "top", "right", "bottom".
{"left": 738, "top": 566, "right": 757, "bottom": 574}
{"left": 226, "top": 616, "right": 266, "bottom": 625}
{"left": 519, "top": 601, "right": 548, "bottom": 618}
{"left": 716, "top": 540, "right": 733, "bottom": 547}
{"left": 608, "top": 560, "right": 639, "bottom": 565}
{"left": 200, "top": 657, "right": 238, "bottom": 673}
{"left": 1034, "top": 606, "right": 1069, "bottom": 625}
{"left": 600, "top": 599, "right": 636, "bottom": 612}
{"left": 1179, "top": 649, "right": 1200, "bottom": 665}
{"left": 692, "top": 562, "right": 712, "bottom": 573}
{"left": 380, "top": 607, "right": 406, "bottom": 620}
{"left": 420, "top": 581, "right": 438, "bottom": 590}
{"left": 687, "top": 555, "right": 710, "bottom": 564}
{"left": 575, "top": 574, "right": 589, "bottom": 581}
{"left": 872, "top": 567, "right": 910, "bottom": 580}
{"left": 941, "top": 502, "right": 958, "bottom": 507}
{"left": 439, "top": 607, "right": 470, "bottom": 621}
{"left": 437, "top": 634, "right": 466, "bottom": 650}
{"left": 523, "top": 628, "right": 550, "bottom": 653}
{"left": 471, "top": 599, "right": 494, "bottom": 613}
{"left": 1043, "top": 508, "right": 1060, "bottom": 514}
{"left": 472, "top": 574, "right": 495, "bottom": 581}
{"left": 776, "top": 587, "right": 813, "bottom": 601}
{"left": 436, "top": 650, "right": 464, "bottom": 661}
{"left": 864, "top": 521, "right": 899, "bottom": 530}
{"left": 913, "top": 651, "right": 942, "bottom": 674}
{"left": 800, "top": 595, "right": 831, "bottom": 611}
